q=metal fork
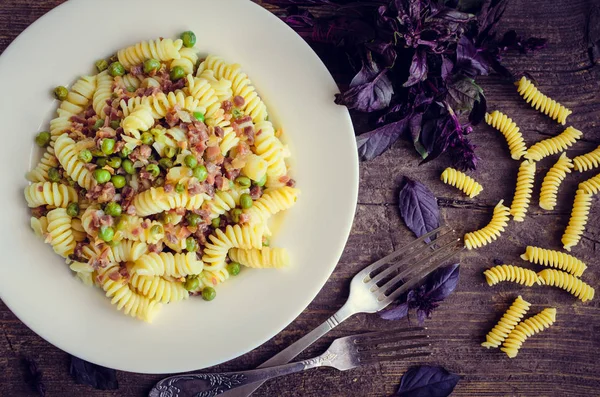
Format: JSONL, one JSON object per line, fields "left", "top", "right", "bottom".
{"left": 217, "top": 225, "right": 461, "bottom": 396}
{"left": 149, "top": 328, "right": 430, "bottom": 397}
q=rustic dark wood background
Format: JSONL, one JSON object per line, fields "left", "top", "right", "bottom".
{"left": 2, "top": 0, "right": 600, "bottom": 396}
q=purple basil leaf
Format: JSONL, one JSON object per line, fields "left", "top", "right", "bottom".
{"left": 356, "top": 118, "right": 410, "bottom": 160}
{"left": 22, "top": 357, "right": 46, "bottom": 397}
{"left": 469, "top": 94, "right": 486, "bottom": 125}
{"left": 70, "top": 356, "right": 118, "bottom": 390}
{"left": 423, "top": 263, "right": 460, "bottom": 302}
{"left": 432, "top": 8, "right": 476, "bottom": 24}
{"left": 380, "top": 302, "right": 410, "bottom": 320}
{"left": 403, "top": 50, "right": 428, "bottom": 87}
{"left": 396, "top": 365, "right": 460, "bottom": 397}
{"left": 450, "top": 136, "right": 479, "bottom": 170}
{"left": 441, "top": 56, "right": 454, "bottom": 80}
{"left": 446, "top": 75, "right": 483, "bottom": 112}
{"left": 365, "top": 41, "right": 397, "bottom": 68}
{"left": 398, "top": 177, "right": 440, "bottom": 239}
{"left": 409, "top": 113, "right": 429, "bottom": 158}
{"left": 416, "top": 308, "right": 428, "bottom": 324}
{"left": 587, "top": 6, "right": 600, "bottom": 64}
{"left": 477, "top": 0, "right": 508, "bottom": 43}
{"left": 456, "top": 36, "right": 489, "bottom": 76}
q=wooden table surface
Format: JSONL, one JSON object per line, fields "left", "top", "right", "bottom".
{"left": 2, "top": 1, "right": 600, "bottom": 396}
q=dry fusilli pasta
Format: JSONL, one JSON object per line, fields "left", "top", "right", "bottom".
{"left": 524, "top": 127, "right": 582, "bottom": 162}
{"left": 561, "top": 189, "right": 593, "bottom": 251}
{"left": 481, "top": 295, "right": 531, "bottom": 349}
{"left": 510, "top": 160, "right": 536, "bottom": 222}
{"left": 501, "top": 308, "right": 557, "bottom": 358}
{"left": 573, "top": 145, "right": 600, "bottom": 172}
{"left": 516, "top": 76, "right": 572, "bottom": 125}
{"left": 440, "top": 167, "right": 483, "bottom": 198}
{"left": 520, "top": 246, "right": 587, "bottom": 277}
{"left": 464, "top": 200, "right": 511, "bottom": 250}
{"left": 485, "top": 111, "right": 527, "bottom": 160}
{"left": 537, "top": 269, "right": 595, "bottom": 302}
{"left": 579, "top": 173, "right": 600, "bottom": 195}
{"left": 483, "top": 265, "right": 540, "bottom": 287}
{"left": 539, "top": 153, "right": 573, "bottom": 210}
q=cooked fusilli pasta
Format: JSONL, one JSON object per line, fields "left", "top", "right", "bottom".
{"left": 244, "top": 186, "right": 299, "bottom": 226}
{"left": 561, "top": 189, "right": 593, "bottom": 251}
{"left": 57, "top": 75, "right": 96, "bottom": 117}
{"left": 481, "top": 295, "right": 531, "bottom": 349}
{"left": 92, "top": 70, "right": 113, "bottom": 118}
{"left": 109, "top": 240, "right": 148, "bottom": 263}
{"left": 46, "top": 208, "right": 76, "bottom": 258}
{"left": 24, "top": 182, "right": 78, "bottom": 208}
{"left": 516, "top": 76, "right": 572, "bottom": 125}
{"left": 440, "top": 167, "right": 483, "bottom": 198}
{"left": 501, "top": 308, "right": 557, "bottom": 358}
{"left": 228, "top": 247, "right": 290, "bottom": 269}
{"left": 537, "top": 269, "right": 595, "bottom": 302}
{"left": 122, "top": 105, "right": 154, "bottom": 139}
{"left": 203, "top": 224, "right": 265, "bottom": 270}
{"left": 520, "top": 246, "right": 587, "bottom": 277}
{"left": 539, "top": 153, "right": 573, "bottom": 210}
{"left": 117, "top": 38, "right": 183, "bottom": 70}
{"left": 131, "top": 252, "right": 203, "bottom": 278}
{"left": 483, "top": 264, "right": 540, "bottom": 287}
{"left": 129, "top": 274, "right": 189, "bottom": 303}
{"left": 54, "top": 134, "right": 94, "bottom": 190}
{"left": 573, "top": 145, "right": 600, "bottom": 172}
{"left": 485, "top": 111, "right": 527, "bottom": 160}
{"left": 170, "top": 47, "right": 199, "bottom": 76}
{"left": 510, "top": 160, "right": 536, "bottom": 222}
{"left": 524, "top": 127, "right": 582, "bottom": 162}
{"left": 27, "top": 151, "right": 59, "bottom": 183}
{"left": 464, "top": 200, "right": 511, "bottom": 250}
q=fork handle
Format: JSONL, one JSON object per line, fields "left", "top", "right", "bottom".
{"left": 219, "top": 303, "right": 355, "bottom": 397}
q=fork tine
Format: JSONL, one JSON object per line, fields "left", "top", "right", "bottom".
{"left": 359, "top": 342, "right": 432, "bottom": 356}
{"left": 356, "top": 334, "right": 429, "bottom": 348}
{"left": 352, "top": 328, "right": 427, "bottom": 345}
{"left": 358, "top": 351, "right": 432, "bottom": 365}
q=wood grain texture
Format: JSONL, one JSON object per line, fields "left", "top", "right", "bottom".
{"left": 2, "top": 0, "right": 600, "bottom": 396}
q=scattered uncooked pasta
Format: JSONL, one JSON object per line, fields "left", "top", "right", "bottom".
{"left": 464, "top": 200, "right": 511, "bottom": 250}
{"left": 485, "top": 111, "right": 527, "bottom": 160}
{"left": 516, "top": 76, "right": 572, "bottom": 125}
{"left": 483, "top": 265, "right": 540, "bottom": 287}
{"left": 501, "top": 307, "right": 557, "bottom": 358}
{"left": 510, "top": 160, "right": 536, "bottom": 221}
{"left": 539, "top": 153, "right": 573, "bottom": 211}
{"left": 573, "top": 145, "right": 600, "bottom": 172}
{"left": 523, "top": 126, "right": 582, "bottom": 162}
{"left": 24, "top": 32, "right": 299, "bottom": 322}
{"left": 537, "top": 269, "right": 595, "bottom": 302}
{"left": 440, "top": 167, "right": 483, "bottom": 198}
{"left": 561, "top": 189, "right": 593, "bottom": 251}
{"left": 482, "top": 295, "right": 531, "bottom": 349}
{"left": 579, "top": 173, "right": 600, "bottom": 195}
{"left": 520, "top": 246, "right": 587, "bottom": 277}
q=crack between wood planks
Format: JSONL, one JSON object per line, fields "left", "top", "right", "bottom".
{"left": 582, "top": 235, "right": 600, "bottom": 246}
{"left": 385, "top": 206, "right": 396, "bottom": 252}
{"left": 1, "top": 324, "right": 15, "bottom": 354}
{"left": 526, "top": 129, "right": 600, "bottom": 145}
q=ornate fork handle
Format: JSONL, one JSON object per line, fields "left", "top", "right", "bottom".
{"left": 149, "top": 355, "right": 335, "bottom": 397}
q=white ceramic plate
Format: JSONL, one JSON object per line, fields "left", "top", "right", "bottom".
{"left": 0, "top": 0, "right": 358, "bottom": 374}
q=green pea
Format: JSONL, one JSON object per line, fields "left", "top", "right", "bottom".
{"left": 93, "top": 169, "right": 111, "bottom": 184}
{"left": 54, "top": 86, "right": 68, "bottom": 100}
{"left": 235, "top": 176, "right": 251, "bottom": 188}
{"left": 104, "top": 202, "right": 122, "bottom": 217}
{"left": 240, "top": 193, "right": 253, "bottom": 209}
{"left": 184, "top": 276, "right": 199, "bottom": 291}
{"left": 116, "top": 217, "right": 128, "bottom": 231}
{"left": 150, "top": 225, "right": 163, "bottom": 235}
{"left": 90, "top": 148, "right": 104, "bottom": 157}
{"left": 141, "top": 132, "right": 154, "bottom": 145}
{"left": 211, "top": 217, "right": 221, "bottom": 228}
{"left": 170, "top": 66, "right": 185, "bottom": 81}
{"left": 66, "top": 202, "right": 80, "bottom": 217}
{"left": 98, "top": 226, "right": 114, "bottom": 242}
{"left": 193, "top": 165, "right": 208, "bottom": 182}
{"left": 193, "top": 112, "right": 205, "bottom": 122}
{"left": 231, "top": 208, "right": 242, "bottom": 223}
{"left": 175, "top": 183, "right": 185, "bottom": 193}
{"left": 255, "top": 173, "right": 267, "bottom": 187}
{"left": 35, "top": 131, "right": 51, "bottom": 147}
{"left": 101, "top": 138, "right": 115, "bottom": 155}
{"left": 186, "top": 212, "right": 202, "bottom": 227}
{"left": 127, "top": 86, "right": 136, "bottom": 93}
{"left": 111, "top": 175, "right": 126, "bottom": 189}
{"left": 110, "top": 119, "right": 121, "bottom": 130}
{"left": 120, "top": 146, "right": 132, "bottom": 158}
{"left": 202, "top": 287, "right": 216, "bottom": 301}
{"left": 143, "top": 58, "right": 161, "bottom": 74}
{"left": 96, "top": 157, "right": 108, "bottom": 167}
{"left": 78, "top": 149, "right": 92, "bottom": 163}
{"left": 227, "top": 262, "right": 241, "bottom": 276}
{"left": 95, "top": 59, "right": 108, "bottom": 72}
{"left": 181, "top": 31, "right": 197, "bottom": 48}
{"left": 146, "top": 164, "right": 160, "bottom": 178}
{"left": 164, "top": 146, "right": 177, "bottom": 159}
{"left": 108, "top": 61, "right": 125, "bottom": 77}
{"left": 48, "top": 167, "right": 60, "bottom": 182}
{"left": 93, "top": 119, "right": 105, "bottom": 131}
{"left": 232, "top": 108, "right": 243, "bottom": 119}
{"left": 186, "top": 236, "right": 198, "bottom": 252}
{"left": 108, "top": 157, "right": 121, "bottom": 168}
{"left": 122, "top": 159, "right": 135, "bottom": 174}
{"left": 184, "top": 155, "right": 198, "bottom": 169}
{"left": 158, "top": 158, "right": 173, "bottom": 169}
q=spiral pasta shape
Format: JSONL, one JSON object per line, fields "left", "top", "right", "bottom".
{"left": 131, "top": 252, "right": 203, "bottom": 278}
{"left": 117, "top": 38, "right": 183, "bottom": 70}
{"left": 170, "top": 47, "right": 199, "bottom": 76}
{"left": 30, "top": 216, "right": 49, "bottom": 238}
{"left": 537, "top": 269, "right": 595, "bottom": 302}
{"left": 464, "top": 200, "right": 511, "bottom": 250}
{"left": 113, "top": 215, "right": 164, "bottom": 245}
{"left": 99, "top": 269, "right": 161, "bottom": 322}
{"left": 71, "top": 218, "right": 87, "bottom": 242}
{"left": 129, "top": 274, "right": 189, "bottom": 303}
{"left": 27, "top": 151, "right": 60, "bottom": 182}
{"left": 207, "top": 113, "right": 238, "bottom": 155}
{"left": 208, "top": 188, "right": 247, "bottom": 219}
{"left": 573, "top": 145, "right": 600, "bottom": 172}
{"left": 54, "top": 134, "right": 94, "bottom": 190}
{"left": 196, "top": 268, "right": 230, "bottom": 291}
{"left": 46, "top": 208, "right": 76, "bottom": 258}
{"left": 516, "top": 76, "right": 572, "bottom": 125}
{"left": 501, "top": 308, "right": 557, "bottom": 358}
{"left": 520, "top": 246, "right": 587, "bottom": 277}
{"left": 483, "top": 264, "right": 540, "bottom": 287}
{"left": 481, "top": 295, "right": 531, "bottom": 349}
{"left": 510, "top": 160, "right": 536, "bottom": 222}
{"left": 184, "top": 75, "right": 222, "bottom": 119}
{"left": 131, "top": 188, "right": 171, "bottom": 216}
{"left": 143, "top": 91, "right": 202, "bottom": 119}
{"left": 58, "top": 75, "right": 96, "bottom": 117}
{"left": 92, "top": 70, "right": 114, "bottom": 118}
{"left": 561, "top": 189, "right": 593, "bottom": 251}
{"left": 115, "top": 74, "right": 141, "bottom": 91}
{"left": 579, "top": 173, "right": 600, "bottom": 195}
{"left": 197, "top": 69, "right": 234, "bottom": 102}
{"left": 440, "top": 168, "right": 483, "bottom": 198}
{"left": 228, "top": 247, "right": 290, "bottom": 269}
{"left": 485, "top": 111, "right": 527, "bottom": 160}
{"left": 109, "top": 240, "right": 148, "bottom": 263}
{"left": 122, "top": 105, "right": 154, "bottom": 139}
{"left": 539, "top": 153, "right": 573, "bottom": 210}
{"left": 244, "top": 186, "right": 299, "bottom": 225}
{"left": 243, "top": 154, "right": 268, "bottom": 182}
{"left": 203, "top": 224, "right": 265, "bottom": 270}
{"left": 524, "top": 127, "right": 582, "bottom": 162}
{"left": 24, "top": 182, "right": 78, "bottom": 208}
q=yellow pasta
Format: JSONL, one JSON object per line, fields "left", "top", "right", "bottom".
{"left": 573, "top": 145, "right": 600, "bottom": 172}
{"left": 254, "top": 120, "right": 288, "bottom": 186}
{"left": 184, "top": 75, "right": 222, "bottom": 119}
{"left": 482, "top": 296, "right": 531, "bottom": 349}
{"left": 30, "top": 216, "right": 48, "bottom": 238}
{"left": 510, "top": 160, "right": 536, "bottom": 222}
{"left": 24, "top": 182, "right": 78, "bottom": 208}
{"left": 537, "top": 269, "right": 595, "bottom": 302}
{"left": 108, "top": 240, "right": 148, "bottom": 263}
{"left": 27, "top": 151, "right": 59, "bottom": 183}
{"left": 561, "top": 189, "right": 593, "bottom": 251}
{"left": 483, "top": 265, "right": 540, "bottom": 287}
{"left": 46, "top": 208, "right": 76, "bottom": 258}
{"left": 440, "top": 167, "right": 483, "bottom": 198}
{"left": 244, "top": 186, "right": 299, "bottom": 226}
{"left": 228, "top": 247, "right": 290, "bottom": 269}
{"left": 516, "top": 76, "right": 572, "bottom": 125}
{"left": 524, "top": 127, "right": 582, "bottom": 162}
{"left": 122, "top": 104, "right": 154, "bottom": 139}
{"left": 129, "top": 274, "right": 189, "bottom": 303}
{"left": 464, "top": 200, "right": 510, "bottom": 250}
{"left": 579, "top": 173, "right": 600, "bottom": 195}
{"left": 520, "top": 246, "right": 587, "bottom": 277}
{"left": 208, "top": 188, "right": 247, "bottom": 219}
{"left": 131, "top": 252, "right": 203, "bottom": 278}
{"left": 143, "top": 91, "right": 202, "bottom": 119}
{"left": 243, "top": 153, "right": 268, "bottom": 182}
{"left": 197, "top": 69, "right": 233, "bottom": 102}
{"left": 117, "top": 38, "right": 183, "bottom": 70}
{"left": 202, "top": 224, "right": 265, "bottom": 270}
{"left": 485, "top": 111, "right": 527, "bottom": 160}
{"left": 54, "top": 134, "right": 95, "bottom": 190}
{"left": 501, "top": 308, "right": 557, "bottom": 358}
{"left": 170, "top": 47, "right": 199, "bottom": 76}
{"left": 57, "top": 75, "right": 96, "bottom": 117}
{"left": 539, "top": 153, "right": 573, "bottom": 210}
{"left": 92, "top": 70, "right": 113, "bottom": 118}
